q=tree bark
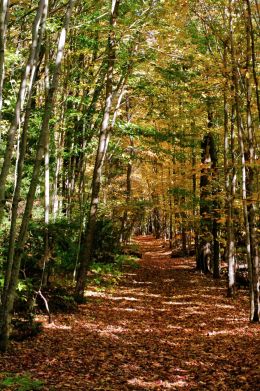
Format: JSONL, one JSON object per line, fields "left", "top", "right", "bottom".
{"left": 0, "top": 0, "right": 9, "bottom": 119}
{"left": 43, "top": 34, "right": 50, "bottom": 285}
{"left": 245, "top": 0, "right": 260, "bottom": 121}
{"left": 0, "top": 0, "right": 46, "bottom": 223}
{"left": 229, "top": 0, "right": 257, "bottom": 322}
{"left": 222, "top": 37, "right": 236, "bottom": 295}
{"left": 0, "top": 13, "right": 46, "bottom": 312}
{"left": 0, "top": 0, "right": 74, "bottom": 352}
{"left": 198, "top": 130, "right": 217, "bottom": 273}
{"left": 75, "top": 0, "right": 121, "bottom": 300}
{"left": 244, "top": 4, "right": 259, "bottom": 321}
{"left": 120, "top": 95, "right": 134, "bottom": 243}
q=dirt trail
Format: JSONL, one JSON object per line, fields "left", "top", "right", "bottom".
{"left": 0, "top": 236, "right": 259, "bottom": 390}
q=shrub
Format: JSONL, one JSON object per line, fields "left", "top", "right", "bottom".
{"left": 92, "top": 218, "right": 121, "bottom": 263}
{"left": 0, "top": 373, "right": 43, "bottom": 391}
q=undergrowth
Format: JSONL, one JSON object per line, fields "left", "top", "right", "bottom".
{"left": 0, "top": 373, "right": 43, "bottom": 391}
{"left": 89, "top": 254, "right": 140, "bottom": 289}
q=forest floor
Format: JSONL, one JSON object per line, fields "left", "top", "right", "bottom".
{"left": 0, "top": 236, "right": 259, "bottom": 390}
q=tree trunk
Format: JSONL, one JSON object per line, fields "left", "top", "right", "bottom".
{"left": 169, "top": 188, "right": 173, "bottom": 249}
{"left": 120, "top": 96, "right": 134, "bottom": 243}
{"left": 0, "top": 0, "right": 74, "bottom": 352}
{"left": 229, "top": 0, "right": 257, "bottom": 321}
{"left": 153, "top": 206, "right": 161, "bottom": 239}
{"left": 0, "top": 0, "right": 9, "bottom": 119}
{"left": 244, "top": 6, "right": 259, "bottom": 321}
{"left": 121, "top": 149, "right": 133, "bottom": 242}
{"left": 222, "top": 38, "right": 236, "bottom": 292}
{"left": 212, "top": 217, "right": 220, "bottom": 278}
{"left": 191, "top": 136, "right": 199, "bottom": 267}
{"left": 0, "top": 0, "right": 46, "bottom": 223}
{"left": 43, "top": 35, "right": 50, "bottom": 286}
{"left": 0, "top": 22, "right": 45, "bottom": 312}
{"left": 181, "top": 227, "right": 187, "bottom": 254}
{"left": 225, "top": 68, "right": 236, "bottom": 295}
{"left": 198, "top": 131, "right": 216, "bottom": 273}
{"left": 245, "top": 0, "right": 260, "bottom": 121}
{"left": 75, "top": 0, "right": 121, "bottom": 301}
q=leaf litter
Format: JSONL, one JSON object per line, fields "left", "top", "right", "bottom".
{"left": 0, "top": 236, "right": 259, "bottom": 390}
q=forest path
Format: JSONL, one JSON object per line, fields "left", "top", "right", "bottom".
{"left": 0, "top": 236, "right": 259, "bottom": 390}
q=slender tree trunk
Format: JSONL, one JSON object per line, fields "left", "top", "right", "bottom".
{"left": 53, "top": 117, "right": 65, "bottom": 219}
{"left": 151, "top": 161, "right": 161, "bottom": 239}
{"left": 120, "top": 144, "right": 133, "bottom": 242}
{"left": 223, "top": 40, "right": 236, "bottom": 295}
{"left": 169, "top": 190, "right": 173, "bottom": 249}
{"left": 0, "top": 0, "right": 47, "bottom": 223}
{"left": 193, "top": 168, "right": 199, "bottom": 262}
{"left": 76, "top": 66, "right": 108, "bottom": 208}
{"left": 212, "top": 216, "right": 220, "bottom": 278}
{"left": 181, "top": 225, "right": 187, "bottom": 254}
{"left": 198, "top": 130, "right": 216, "bottom": 273}
{"left": 75, "top": 0, "right": 121, "bottom": 300}
{"left": 190, "top": 127, "right": 199, "bottom": 267}
{"left": 153, "top": 206, "right": 161, "bottom": 239}
{"left": 246, "top": 0, "right": 260, "bottom": 121}
{"left": 0, "top": 0, "right": 74, "bottom": 352}
{"left": 209, "top": 111, "right": 220, "bottom": 278}
{"left": 0, "top": 0, "right": 9, "bottom": 119}
{"left": 244, "top": 6, "right": 259, "bottom": 321}
{"left": 43, "top": 35, "right": 50, "bottom": 285}
{"left": 229, "top": 0, "right": 255, "bottom": 321}
{"left": 225, "top": 90, "right": 236, "bottom": 294}
{"left": 120, "top": 95, "right": 133, "bottom": 243}
{"left": 0, "top": 11, "right": 46, "bottom": 310}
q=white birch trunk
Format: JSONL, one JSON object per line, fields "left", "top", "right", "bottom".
{"left": 0, "top": 0, "right": 46, "bottom": 223}
{"left": 0, "top": 0, "right": 9, "bottom": 119}
{"left": 0, "top": 0, "right": 74, "bottom": 352}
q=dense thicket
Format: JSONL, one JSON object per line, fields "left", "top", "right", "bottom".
{"left": 0, "top": 0, "right": 259, "bottom": 350}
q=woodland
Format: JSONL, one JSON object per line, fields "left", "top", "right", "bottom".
{"left": 0, "top": 0, "right": 259, "bottom": 389}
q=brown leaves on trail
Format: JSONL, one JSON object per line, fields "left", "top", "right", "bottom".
{"left": 0, "top": 236, "right": 259, "bottom": 390}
